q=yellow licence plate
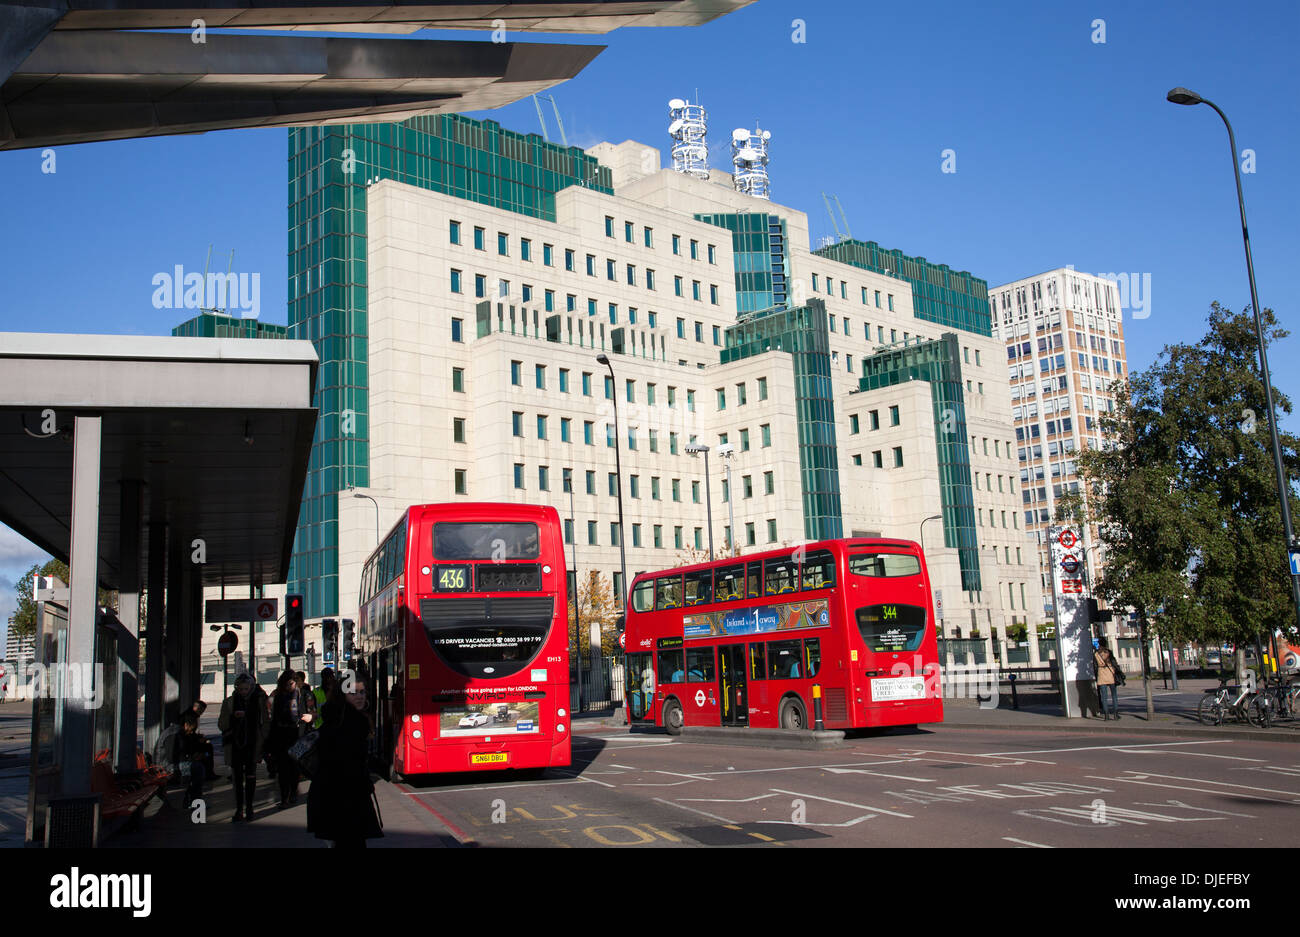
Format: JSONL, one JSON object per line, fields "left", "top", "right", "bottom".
{"left": 471, "top": 752, "right": 509, "bottom": 765}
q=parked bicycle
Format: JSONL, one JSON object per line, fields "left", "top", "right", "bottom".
{"left": 1255, "top": 676, "right": 1299, "bottom": 725}
{"left": 1197, "top": 677, "right": 1270, "bottom": 728}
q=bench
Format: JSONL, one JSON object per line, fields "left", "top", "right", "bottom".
{"left": 90, "top": 750, "right": 168, "bottom": 824}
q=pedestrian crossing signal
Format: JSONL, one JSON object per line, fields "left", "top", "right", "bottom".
{"left": 286, "top": 594, "right": 305, "bottom": 656}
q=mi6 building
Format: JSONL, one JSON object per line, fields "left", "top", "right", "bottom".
{"left": 285, "top": 113, "right": 1043, "bottom": 663}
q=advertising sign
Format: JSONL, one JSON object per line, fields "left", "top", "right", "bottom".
{"left": 438, "top": 701, "right": 541, "bottom": 738}
{"left": 682, "top": 598, "right": 829, "bottom": 641}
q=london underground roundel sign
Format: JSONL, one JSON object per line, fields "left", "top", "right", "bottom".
{"left": 1058, "top": 529, "right": 1078, "bottom": 549}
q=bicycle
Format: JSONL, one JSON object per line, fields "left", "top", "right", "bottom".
{"left": 1197, "top": 678, "right": 1269, "bottom": 727}
{"left": 1258, "top": 677, "right": 1298, "bottom": 723}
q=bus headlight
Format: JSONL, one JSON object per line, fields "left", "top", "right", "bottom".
{"left": 410, "top": 713, "right": 421, "bottom": 723}
{"left": 557, "top": 724, "right": 566, "bottom": 733}
{"left": 557, "top": 708, "right": 567, "bottom": 718}
{"left": 412, "top": 730, "right": 422, "bottom": 740}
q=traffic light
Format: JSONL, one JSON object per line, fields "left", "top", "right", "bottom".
{"left": 342, "top": 618, "right": 355, "bottom": 661}
{"left": 286, "top": 594, "right": 305, "bottom": 656}
{"left": 322, "top": 618, "right": 339, "bottom": 662}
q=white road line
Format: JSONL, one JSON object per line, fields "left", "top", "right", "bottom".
{"left": 609, "top": 764, "right": 638, "bottom": 770}
{"left": 652, "top": 797, "right": 734, "bottom": 824}
{"left": 822, "top": 767, "right": 937, "bottom": 782}
{"left": 768, "top": 788, "right": 914, "bottom": 819}
{"left": 653, "top": 770, "right": 715, "bottom": 781}
{"left": 550, "top": 771, "right": 617, "bottom": 788}
{"left": 897, "top": 749, "right": 1056, "bottom": 765}
{"left": 404, "top": 779, "right": 583, "bottom": 794}
{"left": 1084, "top": 775, "right": 1300, "bottom": 804}
{"left": 1127, "top": 749, "right": 1266, "bottom": 762}
{"left": 1111, "top": 770, "right": 1300, "bottom": 798}
{"left": 984, "top": 740, "right": 1233, "bottom": 757}
{"left": 678, "top": 793, "right": 783, "bottom": 805}
{"left": 1003, "top": 837, "right": 1054, "bottom": 848}
{"left": 696, "top": 759, "right": 923, "bottom": 778}
{"left": 757, "top": 816, "right": 874, "bottom": 829}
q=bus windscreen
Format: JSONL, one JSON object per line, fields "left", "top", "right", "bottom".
{"left": 434, "top": 522, "right": 540, "bottom": 560}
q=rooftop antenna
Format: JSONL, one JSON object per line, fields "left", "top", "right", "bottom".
{"left": 731, "top": 123, "right": 771, "bottom": 199}
{"left": 668, "top": 95, "right": 709, "bottom": 181}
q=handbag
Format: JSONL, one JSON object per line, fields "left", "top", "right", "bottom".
{"left": 1114, "top": 666, "right": 1127, "bottom": 687}
{"left": 288, "top": 730, "right": 321, "bottom": 778}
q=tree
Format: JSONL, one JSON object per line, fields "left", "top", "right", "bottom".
{"left": 1076, "top": 303, "right": 1300, "bottom": 687}
{"left": 9, "top": 558, "right": 120, "bottom": 641}
{"left": 566, "top": 570, "right": 621, "bottom": 662}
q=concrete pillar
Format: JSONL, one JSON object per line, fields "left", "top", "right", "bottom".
{"left": 178, "top": 552, "right": 201, "bottom": 712}
{"left": 116, "top": 480, "right": 142, "bottom": 773}
{"left": 164, "top": 532, "right": 183, "bottom": 729}
{"left": 64, "top": 415, "right": 102, "bottom": 794}
{"left": 144, "top": 521, "right": 166, "bottom": 754}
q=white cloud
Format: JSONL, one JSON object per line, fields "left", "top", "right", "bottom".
{"left": 0, "top": 524, "right": 49, "bottom": 570}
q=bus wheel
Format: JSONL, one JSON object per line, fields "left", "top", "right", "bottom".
{"left": 780, "top": 697, "right": 807, "bottom": 731}
{"left": 662, "top": 699, "right": 684, "bottom": 736}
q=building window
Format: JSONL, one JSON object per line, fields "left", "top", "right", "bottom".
{"left": 764, "top": 471, "right": 774, "bottom": 495}
{"left": 451, "top": 318, "right": 464, "bottom": 342}
{"left": 538, "top": 466, "right": 549, "bottom": 491}
{"left": 583, "top": 421, "right": 593, "bottom": 445}
{"left": 510, "top": 361, "right": 522, "bottom": 386}
{"left": 522, "top": 284, "right": 533, "bottom": 303}
{"left": 449, "top": 220, "right": 461, "bottom": 244}
{"left": 893, "top": 446, "right": 904, "bottom": 467}
{"left": 450, "top": 269, "right": 462, "bottom": 293}
{"left": 586, "top": 254, "right": 595, "bottom": 276}
{"left": 850, "top": 414, "right": 860, "bottom": 434}
{"left": 474, "top": 274, "right": 486, "bottom": 298}
{"left": 758, "top": 377, "right": 768, "bottom": 400}
{"left": 644, "top": 226, "right": 654, "bottom": 248}
{"left": 869, "top": 410, "right": 879, "bottom": 431}
{"left": 672, "top": 234, "right": 681, "bottom": 255}
{"left": 513, "top": 463, "right": 524, "bottom": 489}
{"left": 690, "top": 239, "right": 699, "bottom": 260}
{"left": 605, "top": 216, "right": 614, "bottom": 238}
{"left": 582, "top": 372, "right": 592, "bottom": 396}
{"left": 585, "top": 470, "right": 595, "bottom": 494}
{"left": 873, "top": 450, "right": 883, "bottom": 468}
{"left": 520, "top": 238, "right": 532, "bottom": 261}
{"left": 674, "top": 276, "right": 683, "bottom": 297}
{"left": 536, "top": 415, "right": 547, "bottom": 439}
{"left": 761, "top": 424, "right": 771, "bottom": 448}
{"left": 454, "top": 469, "right": 467, "bottom": 495}
{"left": 606, "top": 259, "right": 616, "bottom": 281}
{"left": 512, "top": 412, "right": 523, "bottom": 437}
{"left": 560, "top": 417, "right": 571, "bottom": 443}
{"left": 588, "top": 520, "right": 598, "bottom": 545}
{"left": 625, "top": 221, "right": 634, "bottom": 243}
{"left": 717, "top": 388, "right": 726, "bottom": 410}
{"left": 452, "top": 368, "right": 465, "bottom": 392}
{"left": 692, "top": 281, "right": 701, "bottom": 301}
{"left": 890, "top": 405, "right": 900, "bottom": 427}
{"left": 473, "top": 226, "right": 485, "bottom": 250}
{"left": 543, "top": 243, "right": 553, "bottom": 266}
{"left": 453, "top": 418, "right": 466, "bottom": 444}
{"left": 629, "top": 475, "right": 640, "bottom": 499}
{"left": 544, "top": 289, "right": 554, "bottom": 312}
{"left": 565, "top": 248, "right": 575, "bottom": 271}
{"left": 497, "top": 232, "right": 508, "bottom": 256}
{"left": 646, "top": 269, "right": 656, "bottom": 291}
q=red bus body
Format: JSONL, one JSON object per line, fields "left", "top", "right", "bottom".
{"left": 624, "top": 538, "right": 943, "bottom": 733}
{"left": 358, "top": 503, "right": 571, "bottom": 776}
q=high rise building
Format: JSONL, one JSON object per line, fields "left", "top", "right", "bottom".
{"left": 284, "top": 117, "right": 1041, "bottom": 659}
{"left": 988, "top": 268, "right": 1129, "bottom": 636}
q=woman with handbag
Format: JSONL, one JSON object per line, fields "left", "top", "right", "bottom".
{"left": 307, "top": 671, "right": 384, "bottom": 848}
{"left": 1095, "top": 643, "right": 1124, "bottom": 720}
{"left": 269, "top": 670, "right": 313, "bottom": 807}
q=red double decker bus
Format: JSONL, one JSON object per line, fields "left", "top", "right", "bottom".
{"left": 357, "top": 503, "right": 571, "bottom": 776}
{"left": 623, "top": 538, "right": 943, "bottom": 734}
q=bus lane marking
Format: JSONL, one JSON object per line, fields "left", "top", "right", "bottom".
{"left": 671, "top": 791, "right": 883, "bottom": 829}
{"left": 1134, "top": 800, "right": 1256, "bottom": 818}
{"left": 653, "top": 797, "right": 735, "bottom": 824}
{"left": 984, "top": 740, "right": 1234, "bottom": 757}
{"left": 769, "top": 789, "right": 914, "bottom": 819}
{"left": 893, "top": 749, "right": 1050, "bottom": 766}
{"left": 822, "top": 767, "right": 936, "bottom": 782}
{"left": 695, "top": 758, "right": 926, "bottom": 778}
{"left": 1126, "top": 749, "right": 1266, "bottom": 762}
{"left": 1083, "top": 772, "right": 1300, "bottom": 804}
{"left": 1003, "top": 837, "right": 1054, "bottom": 848}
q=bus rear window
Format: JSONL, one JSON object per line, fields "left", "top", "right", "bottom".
{"left": 849, "top": 552, "right": 921, "bottom": 578}
{"left": 856, "top": 603, "right": 926, "bottom": 652}
{"left": 434, "top": 522, "right": 540, "bottom": 560}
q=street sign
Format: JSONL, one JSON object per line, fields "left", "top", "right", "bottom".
{"left": 934, "top": 589, "right": 944, "bottom": 621}
{"left": 217, "top": 631, "right": 239, "bottom": 656}
{"left": 1290, "top": 552, "right": 1300, "bottom": 576}
{"left": 1058, "top": 529, "right": 1078, "bottom": 549}
{"left": 1061, "top": 579, "right": 1083, "bottom": 594}
{"left": 618, "top": 632, "right": 626, "bottom": 650}
{"left": 205, "top": 598, "right": 278, "bottom": 623}
{"left": 1061, "top": 554, "right": 1080, "bottom": 575}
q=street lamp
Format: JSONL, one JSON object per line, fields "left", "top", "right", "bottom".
{"left": 919, "top": 514, "right": 943, "bottom": 556}
{"left": 596, "top": 354, "right": 629, "bottom": 616}
{"left": 350, "top": 488, "right": 380, "bottom": 546}
{"left": 1167, "top": 87, "right": 1300, "bottom": 636}
{"left": 685, "top": 443, "right": 715, "bottom": 559}
{"left": 718, "top": 443, "right": 736, "bottom": 556}
{"left": 563, "top": 470, "right": 583, "bottom": 711}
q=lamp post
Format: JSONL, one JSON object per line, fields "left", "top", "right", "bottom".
{"left": 596, "top": 355, "right": 629, "bottom": 616}
{"left": 1167, "top": 87, "right": 1300, "bottom": 637}
{"left": 919, "top": 513, "right": 943, "bottom": 556}
{"left": 685, "top": 443, "right": 714, "bottom": 559}
{"left": 350, "top": 488, "right": 380, "bottom": 546}
{"left": 719, "top": 445, "right": 736, "bottom": 555}
{"left": 564, "top": 470, "right": 583, "bottom": 711}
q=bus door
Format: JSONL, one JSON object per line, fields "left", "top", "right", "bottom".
{"left": 625, "top": 652, "right": 655, "bottom": 723}
{"left": 718, "top": 643, "right": 748, "bottom": 726}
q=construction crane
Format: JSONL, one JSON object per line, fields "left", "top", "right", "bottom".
{"left": 532, "top": 93, "right": 568, "bottom": 147}
{"left": 822, "top": 192, "right": 851, "bottom": 242}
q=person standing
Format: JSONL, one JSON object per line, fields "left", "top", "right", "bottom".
{"left": 1095, "top": 643, "right": 1122, "bottom": 720}
{"left": 174, "top": 711, "right": 210, "bottom": 805}
{"left": 313, "top": 668, "right": 337, "bottom": 729}
{"left": 269, "top": 670, "right": 313, "bottom": 807}
{"left": 218, "top": 674, "right": 268, "bottom": 821}
{"left": 307, "top": 671, "right": 383, "bottom": 848}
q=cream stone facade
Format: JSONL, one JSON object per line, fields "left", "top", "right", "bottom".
{"left": 336, "top": 138, "right": 1041, "bottom": 664}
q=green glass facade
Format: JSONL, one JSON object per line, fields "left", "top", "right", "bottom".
{"left": 287, "top": 115, "right": 613, "bottom": 616}
{"left": 722, "top": 300, "right": 842, "bottom": 541}
{"left": 813, "top": 240, "right": 992, "bottom": 337}
{"left": 171, "top": 312, "right": 287, "bottom": 340}
{"left": 859, "top": 333, "right": 981, "bottom": 591}
{"left": 693, "top": 212, "right": 788, "bottom": 313}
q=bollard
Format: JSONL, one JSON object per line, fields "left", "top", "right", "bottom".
{"left": 812, "top": 683, "right": 825, "bottom": 731}
{"left": 1008, "top": 672, "right": 1019, "bottom": 710}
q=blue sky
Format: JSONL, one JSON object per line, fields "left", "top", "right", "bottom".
{"left": 1, "top": 0, "right": 1297, "bottom": 638}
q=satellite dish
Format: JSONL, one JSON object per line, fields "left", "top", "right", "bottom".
{"left": 738, "top": 147, "right": 758, "bottom": 161}
{"left": 669, "top": 98, "right": 686, "bottom": 110}
{"left": 732, "top": 128, "right": 749, "bottom": 142}
{"left": 762, "top": 130, "right": 772, "bottom": 141}
{"left": 668, "top": 119, "right": 684, "bottom": 135}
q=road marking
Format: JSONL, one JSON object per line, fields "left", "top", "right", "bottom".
{"left": 1134, "top": 800, "right": 1256, "bottom": 818}
{"left": 896, "top": 748, "right": 1054, "bottom": 766}
{"left": 822, "top": 767, "right": 936, "bottom": 782}
{"left": 396, "top": 785, "right": 477, "bottom": 845}
{"left": 1238, "top": 765, "right": 1300, "bottom": 777}
{"left": 1003, "top": 837, "right": 1054, "bottom": 848}
{"left": 696, "top": 759, "right": 924, "bottom": 778}
{"left": 1085, "top": 773, "right": 1300, "bottom": 804}
{"left": 653, "top": 797, "right": 734, "bottom": 824}
{"left": 757, "top": 815, "right": 875, "bottom": 829}
{"left": 653, "top": 770, "right": 715, "bottom": 781}
{"left": 609, "top": 764, "right": 638, "bottom": 770}
{"left": 1106, "top": 770, "right": 1300, "bottom": 798}
{"left": 405, "top": 779, "right": 583, "bottom": 794}
{"left": 769, "top": 788, "right": 914, "bottom": 819}
{"left": 748, "top": 831, "right": 775, "bottom": 842}
{"left": 678, "top": 793, "right": 784, "bottom": 805}
{"left": 1127, "top": 749, "right": 1266, "bottom": 762}
{"left": 985, "top": 740, "right": 1233, "bottom": 757}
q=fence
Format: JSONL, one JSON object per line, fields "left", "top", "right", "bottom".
{"left": 575, "top": 654, "right": 624, "bottom": 714}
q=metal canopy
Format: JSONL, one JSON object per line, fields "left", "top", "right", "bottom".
{"left": 0, "top": 332, "right": 318, "bottom": 591}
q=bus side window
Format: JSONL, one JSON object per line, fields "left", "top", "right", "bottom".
{"left": 658, "top": 648, "right": 684, "bottom": 683}
{"left": 746, "top": 562, "right": 761, "bottom": 598}
{"left": 686, "top": 647, "right": 715, "bottom": 683}
{"left": 656, "top": 575, "right": 683, "bottom": 610}
{"left": 715, "top": 564, "right": 743, "bottom": 601}
{"left": 768, "top": 640, "right": 801, "bottom": 679}
{"left": 685, "top": 569, "right": 713, "bottom": 606}
{"left": 631, "top": 579, "right": 655, "bottom": 613}
{"left": 748, "top": 643, "right": 766, "bottom": 681}
{"left": 801, "top": 550, "right": 836, "bottom": 591}
{"left": 804, "top": 638, "right": 821, "bottom": 678}
{"left": 765, "top": 556, "right": 796, "bottom": 595}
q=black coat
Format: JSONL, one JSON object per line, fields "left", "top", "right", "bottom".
{"left": 306, "top": 701, "right": 383, "bottom": 842}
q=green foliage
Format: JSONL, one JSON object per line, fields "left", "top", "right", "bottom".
{"left": 1077, "top": 303, "right": 1300, "bottom": 649}
{"left": 9, "top": 558, "right": 120, "bottom": 641}
{"left": 566, "top": 571, "right": 621, "bottom": 660}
